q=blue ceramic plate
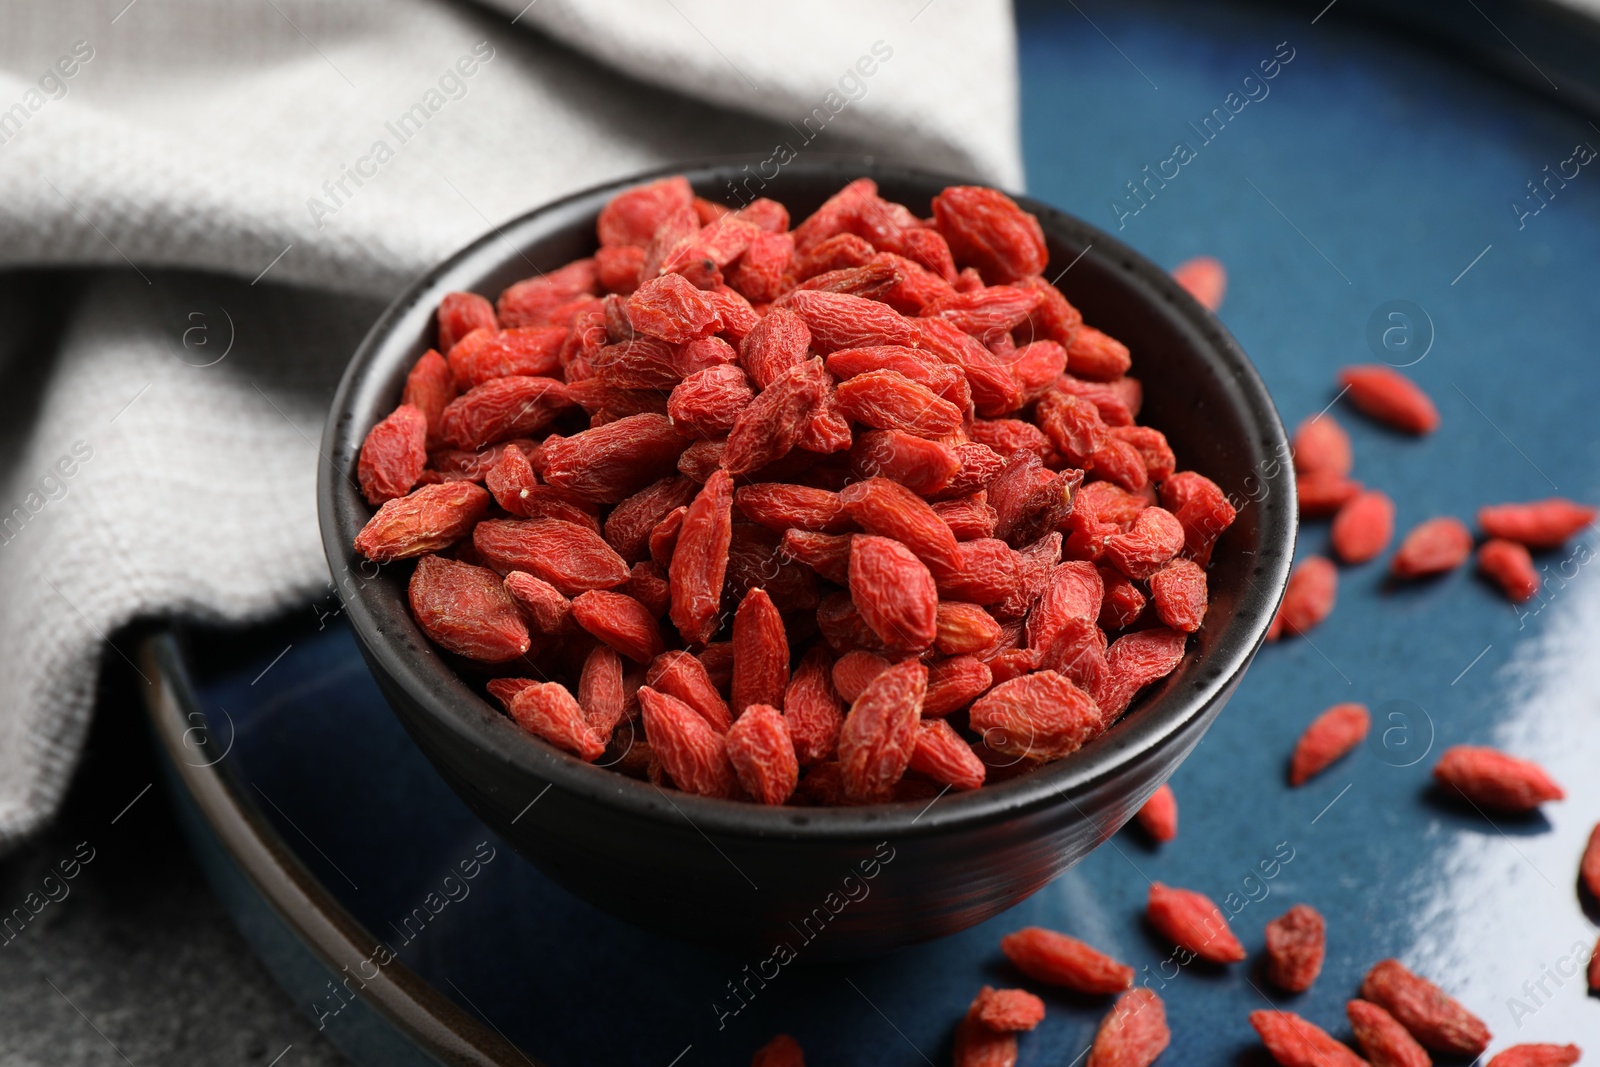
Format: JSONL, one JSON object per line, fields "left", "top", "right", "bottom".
{"left": 144, "top": 0, "right": 1600, "bottom": 1062}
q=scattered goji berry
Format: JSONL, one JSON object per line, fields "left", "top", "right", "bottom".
{"left": 971, "top": 986, "right": 1045, "bottom": 1032}
{"left": 1331, "top": 490, "right": 1395, "bottom": 564}
{"left": 1135, "top": 782, "right": 1177, "bottom": 842}
{"left": 1487, "top": 1046, "right": 1583, "bottom": 1067}
{"left": 1250, "top": 1010, "right": 1367, "bottom": 1067}
{"left": 1264, "top": 904, "right": 1326, "bottom": 992}
{"left": 725, "top": 703, "right": 799, "bottom": 805}
{"left": 1432, "top": 745, "right": 1564, "bottom": 812}
{"left": 1347, "top": 999, "right": 1430, "bottom": 1067}
{"left": 1000, "top": 926, "right": 1134, "bottom": 993}
{"left": 1087, "top": 988, "right": 1169, "bottom": 1067}
{"left": 1360, "top": 958, "right": 1491, "bottom": 1056}
{"left": 1145, "top": 882, "right": 1246, "bottom": 963}
{"left": 1289, "top": 703, "right": 1370, "bottom": 786}
{"left": 1339, "top": 365, "right": 1439, "bottom": 434}
{"left": 952, "top": 1006, "right": 1019, "bottom": 1067}
{"left": 1275, "top": 556, "right": 1337, "bottom": 636}
{"left": 749, "top": 1033, "right": 805, "bottom": 1067}
{"left": 1171, "top": 255, "right": 1227, "bottom": 311}
{"left": 1581, "top": 823, "right": 1600, "bottom": 902}
{"left": 1392, "top": 516, "right": 1472, "bottom": 578}
{"left": 1292, "top": 413, "right": 1353, "bottom": 478}
{"left": 1476, "top": 538, "right": 1539, "bottom": 602}
{"left": 1478, "top": 498, "right": 1596, "bottom": 548}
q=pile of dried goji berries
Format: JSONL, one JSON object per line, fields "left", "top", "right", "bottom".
{"left": 352, "top": 175, "right": 1238, "bottom": 805}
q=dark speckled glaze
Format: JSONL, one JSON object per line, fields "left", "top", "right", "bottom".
{"left": 317, "top": 158, "right": 1295, "bottom": 958}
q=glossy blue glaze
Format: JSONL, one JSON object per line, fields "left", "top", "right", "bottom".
{"left": 190, "top": 0, "right": 1600, "bottom": 1060}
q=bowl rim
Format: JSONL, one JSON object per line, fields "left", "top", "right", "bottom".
{"left": 318, "top": 155, "right": 1296, "bottom": 843}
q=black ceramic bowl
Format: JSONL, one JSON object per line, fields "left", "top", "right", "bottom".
{"left": 319, "top": 157, "right": 1295, "bottom": 959}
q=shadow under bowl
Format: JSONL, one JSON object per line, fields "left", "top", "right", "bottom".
{"left": 318, "top": 156, "right": 1296, "bottom": 959}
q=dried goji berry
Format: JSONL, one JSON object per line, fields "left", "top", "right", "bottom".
{"left": 849, "top": 429, "right": 960, "bottom": 495}
{"left": 1148, "top": 558, "right": 1207, "bottom": 633}
{"left": 638, "top": 686, "right": 736, "bottom": 797}
{"left": 1347, "top": 999, "right": 1430, "bottom": 1067}
{"left": 1094, "top": 626, "right": 1186, "bottom": 719}
{"left": 732, "top": 588, "right": 789, "bottom": 713}
{"left": 401, "top": 349, "right": 457, "bottom": 449}
{"left": 837, "top": 658, "right": 927, "bottom": 801}
{"left": 780, "top": 529, "right": 853, "bottom": 585}
{"left": 1432, "top": 745, "right": 1564, "bottom": 812}
{"left": 355, "top": 482, "right": 489, "bottom": 562}
{"left": 1145, "top": 882, "right": 1246, "bottom": 963}
{"left": 577, "top": 643, "right": 626, "bottom": 739}
{"left": 1487, "top": 1045, "right": 1582, "bottom": 1067}
{"left": 1097, "top": 565, "right": 1147, "bottom": 631}
{"left": 408, "top": 555, "right": 529, "bottom": 663}
{"left": 507, "top": 682, "right": 605, "bottom": 761}
{"left": 831, "top": 649, "right": 891, "bottom": 702}
{"left": 1264, "top": 904, "right": 1326, "bottom": 993}
{"left": 915, "top": 318, "right": 1024, "bottom": 416}
{"left": 968, "top": 418, "right": 1052, "bottom": 460}
{"left": 787, "top": 289, "right": 916, "bottom": 353}
{"left": 1026, "top": 561, "right": 1104, "bottom": 655}
{"left": 1275, "top": 556, "right": 1337, "bottom": 636}
{"left": 727, "top": 230, "right": 793, "bottom": 304}
{"left": 1066, "top": 325, "right": 1132, "bottom": 381}
{"left": 1478, "top": 498, "right": 1597, "bottom": 548}
{"left": 438, "top": 376, "right": 571, "bottom": 450}
{"left": 358, "top": 403, "right": 428, "bottom": 505}
{"left": 1135, "top": 782, "right": 1177, "bottom": 842}
{"left": 628, "top": 272, "right": 720, "bottom": 343}
{"left": 931, "top": 186, "right": 1047, "bottom": 284}
{"left": 722, "top": 359, "right": 827, "bottom": 475}
{"left": 1392, "top": 516, "right": 1472, "bottom": 578}
{"left": 503, "top": 571, "right": 572, "bottom": 635}
{"left": 1296, "top": 472, "right": 1363, "bottom": 519}
{"left": 598, "top": 175, "right": 694, "bottom": 248}
{"left": 570, "top": 590, "right": 664, "bottom": 664}
{"left": 1171, "top": 256, "right": 1226, "bottom": 311}
{"left": 1000, "top": 926, "right": 1134, "bottom": 994}
{"left": 725, "top": 703, "right": 799, "bottom": 805}
{"left": 935, "top": 602, "right": 1002, "bottom": 656}
{"left": 669, "top": 469, "right": 734, "bottom": 646}
{"left": 932, "top": 492, "right": 999, "bottom": 541}
{"left": 594, "top": 244, "right": 645, "bottom": 294}
{"left": 1477, "top": 538, "right": 1539, "bottom": 602}
{"left": 473, "top": 518, "right": 629, "bottom": 594}
{"left": 1250, "top": 1010, "right": 1367, "bottom": 1067}
{"left": 437, "top": 290, "right": 497, "bottom": 351}
{"left": 1289, "top": 703, "right": 1369, "bottom": 786}
{"left": 938, "top": 537, "right": 1025, "bottom": 607}
{"left": 1581, "top": 822, "right": 1600, "bottom": 902}
{"left": 448, "top": 326, "right": 567, "bottom": 388}
{"left": 1104, "top": 507, "right": 1185, "bottom": 580}
{"left": 849, "top": 535, "right": 938, "bottom": 651}
{"left": 604, "top": 476, "right": 698, "bottom": 563}
{"left": 1359, "top": 958, "right": 1491, "bottom": 1056}
{"left": 645, "top": 649, "right": 731, "bottom": 733}
{"left": 783, "top": 646, "right": 844, "bottom": 764}
{"left": 540, "top": 413, "right": 688, "bottom": 503}
{"left": 840, "top": 476, "right": 962, "bottom": 577}
{"left": 952, "top": 1006, "right": 1018, "bottom": 1067}
{"left": 924, "top": 655, "right": 993, "bottom": 717}
{"left": 1158, "top": 470, "right": 1237, "bottom": 565}
{"left": 749, "top": 1033, "right": 805, "bottom": 1067}
{"left": 1331, "top": 490, "right": 1394, "bottom": 564}
{"left": 1339, "top": 365, "right": 1439, "bottom": 434}
{"left": 1087, "top": 988, "right": 1169, "bottom": 1067}
{"left": 1292, "top": 413, "right": 1353, "bottom": 478}
{"left": 971, "top": 986, "right": 1045, "bottom": 1032}
{"left": 736, "top": 483, "right": 849, "bottom": 534}
{"left": 908, "top": 717, "right": 986, "bottom": 790}
{"left": 969, "top": 670, "right": 1102, "bottom": 761}
{"left": 834, "top": 368, "right": 965, "bottom": 437}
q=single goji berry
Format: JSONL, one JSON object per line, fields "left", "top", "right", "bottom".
{"left": 1477, "top": 538, "right": 1539, "bottom": 602}
{"left": 732, "top": 588, "right": 789, "bottom": 713}
{"left": 1104, "top": 507, "right": 1185, "bottom": 580}
{"left": 1171, "top": 255, "right": 1226, "bottom": 311}
{"left": 1275, "top": 556, "right": 1337, "bottom": 636}
{"left": 1097, "top": 565, "right": 1147, "bottom": 631}
{"left": 1580, "top": 822, "right": 1600, "bottom": 902}
{"left": 952, "top": 1006, "right": 1018, "bottom": 1067}
{"left": 1094, "top": 626, "right": 1186, "bottom": 719}
{"left": 1145, "top": 882, "right": 1246, "bottom": 963}
{"left": 783, "top": 646, "right": 844, "bottom": 764}
{"left": 1487, "top": 1045, "right": 1582, "bottom": 1067}
{"left": 779, "top": 529, "right": 853, "bottom": 585}
{"left": 1249, "top": 1010, "right": 1367, "bottom": 1067}
{"left": 1158, "top": 470, "right": 1237, "bottom": 565}
{"left": 924, "top": 655, "right": 994, "bottom": 716}
{"left": 507, "top": 682, "right": 605, "bottom": 761}
{"left": 667, "top": 365, "right": 755, "bottom": 438}
{"left": 438, "top": 375, "right": 571, "bottom": 450}
{"left": 1331, "top": 490, "right": 1394, "bottom": 564}
{"left": 1066, "top": 325, "right": 1132, "bottom": 381}
{"left": 598, "top": 176, "right": 694, "bottom": 248}
{"left": 669, "top": 469, "right": 734, "bottom": 646}
{"left": 1148, "top": 558, "right": 1207, "bottom": 633}
{"left": 932, "top": 492, "right": 999, "bottom": 541}
{"left": 503, "top": 571, "right": 572, "bottom": 635}
{"left": 1289, "top": 703, "right": 1370, "bottom": 786}
{"left": 832, "top": 649, "right": 892, "bottom": 702}
{"left": 1000, "top": 926, "right": 1134, "bottom": 994}
{"left": 540, "top": 413, "right": 689, "bottom": 503}
{"left": 1340, "top": 364, "right": 1439, "bottom": 433}
{"left": 358, "top": 403, "right": 428, "bottom": 505}
{"left": 1359, "top": 958, "right": 1491, "bottom": 1056}
{"left": 594, "top": 244, "right": 645, "bottom": 294}
{"left": 473, "top": 518, "right": 629, "bottom": 594}
{"left": 645, "top": 649, "right": 731, "bottom": 733}
{"left": 971, "top": 986, "right": 1045, "bottom": 1032}
{"left": 1264, "top": 904, "right": 1326, "bottom": 993}
{"left": 401, "top": 349, "right": 457, "bottom": 449}
{"left": 1026, "top": 561, "right": 1104, "bottom": 655}
{"left": 1347, "top": 999, "right": 1430, "bottom": 1067}
{"left": 1135, "top": 782, "right": 1177, "bottom": 842}
{"left": 749, "top": 1033, "right": 805, "bottom": 1067}
{"left": 726, "top": 230, "right": 793, "bottom": 304}
{"left": 408, "top": 555, "right": 529, "bottom": 663}
{"left": 1478, "top": 497, "right": 1597, "bottom": 548}
{"left": 448, "top": 326, "right": 567, "bottom": 388}
{"left": 849, "top": 429, "right": 960, "bottom": 495}
{"left": 787, "top": 289, "right": 916, "bottom": 354}
{"left": 908, "top": 717, "right": 986, "bottom": 790}
{"left": 604, "top": 476, "right": 698, "bottom": 563}
{"left": 969, "top": 670, "right": 1102, "bottom": 761}
{"left": 736, "top": 483, "right": 849, "bottom": 534}
{"left": 1292, "top": 413, "right": 1353, "bottom": 478}
{"left": 1392, "top": 516, "right": 1472, "bottom": 578}
{"left": 722, "top": 359, "right": 827, "bottom": 475}
{"left": 835, "top": 369, "right": 965, "bottom": 437}
{"left": 840, "top": 476, "right": 962, "bottom": 577}
{"left": 570, "top": 590, "right": 664, "bottom": 664}
{"left": 931, "top": 186, "right": 1047, "bottom": 284}
{"left": 725, "top": 703, "right": 799, "bottom": 805}
{"left": 837, "top": 658, "right": 927, "bottom": 801}
{"left": 1297, "top": 472, "right": 1363, "bottom": 518}
{"left": 638, "top": 686, "right": 736, "bottom": 797}
{"left": 1086, "top": 988, "right": 1169, "bottom": 1067}
{"left": 355, "top": 481, "right": 489, "bottom": 562}
{"left": 1432, "top": 745, "right": 1564, "bottom": 812}
{"left": 849, "top": 535, "right": 938, "bottom": 651}
{"left": 577, "top": 643, "right": 626, "bottom": 739}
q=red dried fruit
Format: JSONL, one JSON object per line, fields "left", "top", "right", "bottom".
{"left": 1293, "top": 414, "right": 1353, "bottom": 478}
{"left": 1135, "top": 782, "right": 1177, "bottom": 842}
{"left": 972, "top": 986, "right": 1045, "bottom": 1032}
{"left": 1000, "top": 927, "right": 1134, "bottom": 994}
{"left": 408, "top": 555, "right": 529, "bottom": 663}
{"left": 932, "top": 493, "right": 999, "bottom": 541}
{"left": 1094, "top": 626, "right": 1186, "bottom": 718}
{"left": 840, "top": 477, "right": 962, "bottom": 576}
{"left": 482, "top": 443, "right": 536, "bottom": 516}
{"left": 783, "top": 646, "right": 844, "bottom": 764}
{"left": 598, "top": 176, "right": 694, "bottom": 248}
{"left": 1477, "top": 538, "right": 1539, "bottom": 602}
{"left": 1392, "top": 517, "right": 1472, "bottom": 578}
{"left": 931, "top": 186, "right": 1047, "bottom": 284}
{"left": 1289, "top": 703, "right": 1370, "bottom": 786}
{"left": 935, "top": 602, "right": 1002, "bottom": 656}
{"left": 1097, "top": 566, "right": 1147, "bottom": 631}
{"left": 849, "top": 429, "right": 960, "bottom": 496}
{"left": 1066, "top": 326, "right": 1132, "bottom": 382}
{"left": 604, "top": 476, "right": 698, "bottom": 563}
{"left": 1339, "top": 365, "right": 1439, "bottom": 433}
{"left": 1149, "top": 558, "right": 1207, "bottom": 633}
{"left": 723, "top": 359, "right": 827, "bottom": 475}
{"left": 359, "top": 403, "right": 428, "bottom": 505}
{"left": 787, "top": 289, "right": 916, "bottom": 354}
{"left": 732, "top": 588, "right": 790, "bottom": 713}
{"left": 1432, "top": 745, "right": 1563, "bottom": 812}
{"left": 541, "top": 413, "right": 689, "bottom": 504}
{"left": 924, "top": 655, "right": 993, "bottom": 716}
{"left": 749, "top": 1033, "right": 805, "bottom": 1067}
{"left": 1478, "top": 498, "right": 1597, "bottom": 549}
{"left": 496, "top": 262, "right": 598, "bottom": 329}
{"left": 437, "top": 291, "right": 497, "bottom": 351}
{"left": 1145, "top": 882, "right": 1246, "bottom": 963}
{"left": 668, "top": 365, "right": 755, "bottom": 438}
{"left": 727, "top": 230, "right": 794, "bottom": 303}
{"left": 849, "top": 535, "right": 938, "bottom": 651}
{"left": 507, "top": 682, "right": 605, "bottom": 760}
{"left": 780, "top": 529, "right": 853, "bottom": 585}
{"left": 736, "top": 483, "right": 848, "bottom": 534}
{"left": 577, "top": 643, "right": 626, "bottom": 739}
{"left": 834, "top": 369, "right": 964, "bottom": 437}
{"left": 638, "top": 686, "right": 736, "bottom": 797}
{"left": 1591, "top": 935, "right": 1600, "bottom": 994}
{"left": 594, "top": 244, "right": 645, "bottom": 294}
{"left": 837, "top": 658, "right": 927, "bottom": 801}
{"left": 503, "top": 571, "right": 572, "bottom": 635}
{"left": 1347, "top": 999, "right": 1430, "bottom": 1067}
{"left": 1250, "top": 1010, "right": 1367, "bottom": 1067}
{"left": 920, "top": 286, "right": 1042, "bottom": 342}
{"left": 916, "top": 318, "right": 1025, "bottom": 416}
{"left": 1360, "top": 958, "right": 1491, "bottom": 1056}
{"left": 1331, "top": 491, "right": 1395, "bottom": 565}
{"left": 649, "top": 506, "right": 687, "bottom": 566}
{"left": 448, "top": 327, "right": 567, "bottom": 388}
{"left": 1264, "top": 904, "right": 1326, "bottom": 993}
{"left": 1110, "top": 425, "right": 1175, "bottom": 482}
{"left": 570, "top": 590, "right": 664, "bottom": 664}
{"left": 670, "top": 469, "right": 734, "bottom": 646}
{"left": 438, "top": 376, "right": 570, "bottom": 450}
{"left": 1104, "top": 507, "right": 1185, "bottom": 580}
{"left": 832, "top": 650, "right": 892, "bottom": 703}
{"left": 628, "top": 272, "right": 720, "bottom": 343}
{"left": 473, "top": 519, "right": 629, "bottom": 594}
{"left": 1158, "top": 470, "right": 1237, "bottom": 565}
{"left": 401, "top": 349, "right": 457, "bottom": 449}
{"left": 1297, "top": 472, "right": 1364, "bottom": 519}
{"left": 646, "top": 650, "right": 731, "bottom": 733}
{"left": 953, "top": 1008, "right": 1018, "bottom": 1067}
{"left": 725, "top": 703, "right": 799, "bottom": 804}
{"left": 1026, "top": 561, "right": 1104, "bottom": 654}
{"left": 1581, "top": 823, "right": 1600, "bottom": 901}
{"left": 908, "top": 717, "right": 986, "bottom": 790}
{"left": 1087, "top": 988, "right": 1170, "bottom": 1067}
{"left": 355, "top": 482, "right": 489, "bottom": 562}
{"left": 937, "top": 537, "right": 1024, "bottom": 607}
{"left": 1276, "top": 556, "right": 1338, "bottom": 636}
{"left": 969, "top": 670, "right": 1102, "bottom": 760}
{"left": 1487, "top": 1046, "right": 1583, "bottom": 1067}
{"left": 1172, "top": 256, "right": 1226, "bottom": 311}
